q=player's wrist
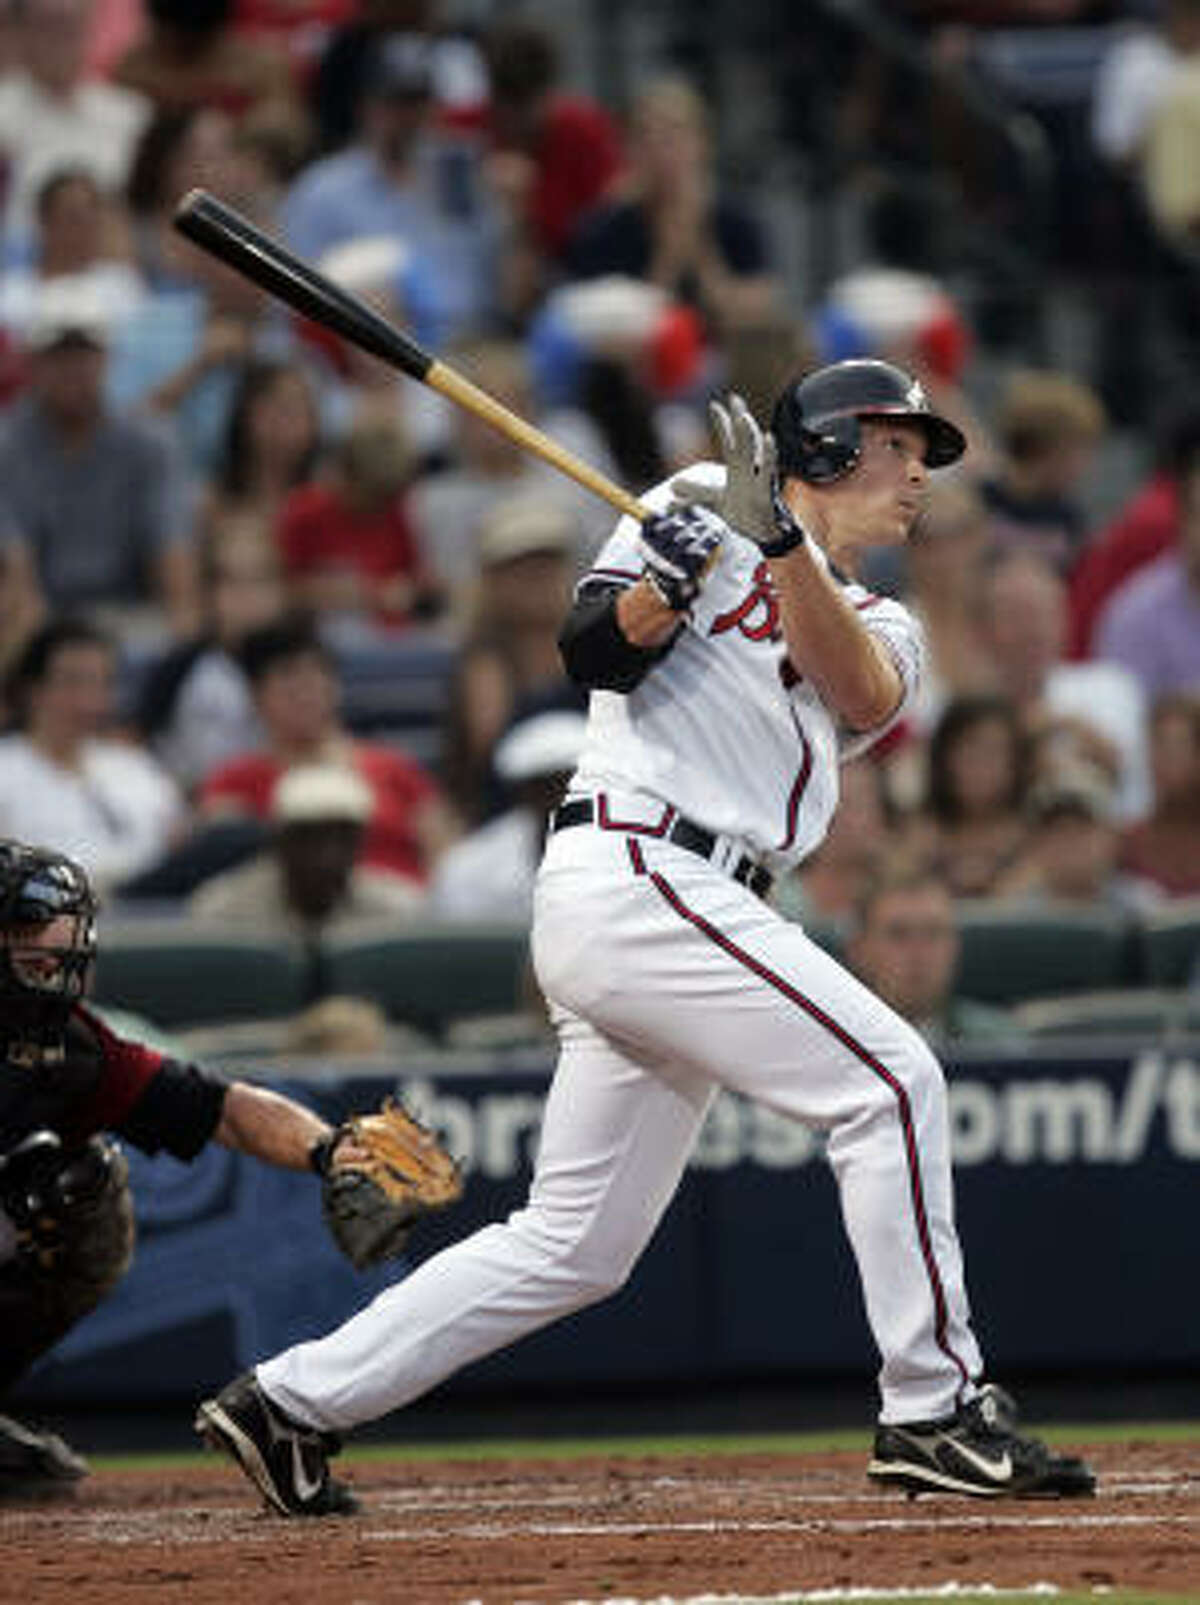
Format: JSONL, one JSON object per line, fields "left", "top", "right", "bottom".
{"left": 758, "top": 486, "right": 808, "bottom": 558}
{"left": 308, "top": 1134, "right": 336, "bottom": 1176}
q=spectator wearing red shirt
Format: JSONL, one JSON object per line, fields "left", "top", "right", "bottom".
{"left": 483, "top": 20, "right": 622, "bottom": 268}
{"left": 199, "top": 615, "right": 458, "bottom": 884}
{"left": 1067, "top": 402, "right": 1200, "bottom": 658}
{"left": 274, "top": 402, "right": 435, "bottom": 629}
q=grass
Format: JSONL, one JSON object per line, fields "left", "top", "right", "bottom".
{"left": 93, "top": 1418, "right": 1200, "bottom": 1474}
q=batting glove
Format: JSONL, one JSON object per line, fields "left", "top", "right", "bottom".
{"left": 640, "top": 504, "right": 725, "bottom": 612}
{"left": 671, "top": 392, "right": 807, "bottom": 557}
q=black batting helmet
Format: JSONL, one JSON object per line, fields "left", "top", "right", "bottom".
{"left": 771, "top": 359, "right": 967, "bottom": 484}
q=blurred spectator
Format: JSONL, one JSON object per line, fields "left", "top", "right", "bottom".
{"left": 310, "top": 2, "right": 488, "bottom": 155}
{"left": 282, "top": 30, "right": 500, "bottom": 343}
{"left": 123, "top": 104, "right": 252, "bottom": 288}
{"left": 1093, "top": 437, "right": 1200, "bottom": 698}
{"left": 408, "top": 338, "right": 610, "bottom": 607}
{"left": 528, "top": 275, "right": 705, "bottom": 486}
{"left": 0, "top": 616, "right": 184, "bottom": 892}
{"left": 565, "top": 76, "right": 777, "bottom": 344}
{"left": 109, "top": 178, "right": 295, "bottom": 478}
{"left": 904, "top": 478, "right": 997, "bottom": 736}
{"left": 979, "top": 369, "right": 1106, "bottom": 576}
{"left": 274, "top": 397, "right": 436, "bottom": 630}
{"left": 440, "top": 495, "right": 577, "bottom": 826}
{"left": 1139, "top": 4, "right": 1200, "bottom": 240}
{"left": 845, "top": 861, "right": 1025, "bottom": 1051}
{"left": 0, "top": 0, "right": 150, "bottom": 257}
{"left": 1091, "top": 1, "right": 1200, "bottom": 170}
{"left": 309, "top": 232, "right": 451, "bottom": 464}
{"left": 773, "top": 758, "right": 893, "bottom": 931}
{"left": 198, "top": 613, "right": 457, "bottom": 887}
{"left": 717, "top": 310, "right": 814, "bottom": 440}
{"left": 0, "top": 166, "right": 144, "bottom": 343}
{"left": 979, "top": 547, "right": 1150, "bottom": 821}
{"left": 481, "top": 19, "right": 622, "bottom": 315}
{"left": 1118, "top": 690, "right": 1200, "bottom": 898}
{"left": 199, "top": 356, "right": 323, "bottom": 555}
{"left": 134, "top": 515, "right": 286, "bottom": 792}
{"left": 1067, "top": 401, "right": 1200, "bottom": 656}
{"left": 0, "top": 539, "right": 45, "bottom": 717}
{"left": 191, "top": 760, "right": 423, "bottom": 931}
{"left": 112, "top": 0, "right": 301, "bottom": 126}
{"left": 0, "top": 278, "right": 200, "bottom": 632}
{"left": 83, "top": 0, "right": 144, "bottom": 79}
{"left": 998, "top": 760, "right": 1149, "bottom": 913}
{"left": 918, "top": 694, "right": 1034, "bottom": 898}
{"left": 430, "top": 706, "right": 586, "bottom": 922}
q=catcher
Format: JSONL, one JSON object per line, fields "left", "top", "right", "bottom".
{"left": 0, "top": 838, "right": 460, "bottom": 1506}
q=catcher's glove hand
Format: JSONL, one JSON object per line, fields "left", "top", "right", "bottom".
{"left": 315, "top": 1099, "right": 463, "bottom": 1270}
{"left": 0, "top": 1130, "right": 129, "bottom": 1270}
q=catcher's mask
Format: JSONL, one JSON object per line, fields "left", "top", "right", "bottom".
{"left": 771, "top": 358, "right": 966, "bottom": 484}
{"left": 0, "top": 840, "right": 97, "bottom": 1057}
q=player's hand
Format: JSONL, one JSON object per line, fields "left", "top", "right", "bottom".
{"left": 671, "top": 393, "right": 806, "bottom": 557}
{"left": 639, "top": 504, "right": 725, "bottom": 613}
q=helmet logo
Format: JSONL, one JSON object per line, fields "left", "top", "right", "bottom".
{"left": 905, "top": 379, "right": 927, "bottom": 411}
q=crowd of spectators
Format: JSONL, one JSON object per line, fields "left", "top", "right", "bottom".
{"left": 0, "top": 0, "right": 1198, "bottom": 1054}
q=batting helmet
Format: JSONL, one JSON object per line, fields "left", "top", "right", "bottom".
{"left": 771, "top": 358, "right": 966, "bottom": 484}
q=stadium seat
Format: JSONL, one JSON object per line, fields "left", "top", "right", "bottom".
{"left": 91, "top": 923, "right": 312, "bottom": 1029}
{"left": 1014, "top": 988, "right": 1190, "bottom": 1043}
{"left": 319, "top": 923, "right": 532, "bottom": 1037}
{"left": 1135, "top": 899, "right": 1200, "bottom": 988}
{"left": 954, "top": 903, "right": 1133, "bottom": 1005}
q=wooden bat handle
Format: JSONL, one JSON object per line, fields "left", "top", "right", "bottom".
{"left": 427, "top": 364, "right": 649, "bottom": 523}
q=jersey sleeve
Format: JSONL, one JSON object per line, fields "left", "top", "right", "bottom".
{"left": 839, "top": 592, "right": 927, "bottom": 760}
{"left": 64, "top": 1006, "right": 228, "bottom": 1159}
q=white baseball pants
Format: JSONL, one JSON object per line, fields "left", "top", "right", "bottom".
{"left": 260, "top": 819, "right": 983, "bottom": 1431}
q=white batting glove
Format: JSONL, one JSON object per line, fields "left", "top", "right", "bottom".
{"left": 672, "top": 393, "right": 806, "bottom": 557}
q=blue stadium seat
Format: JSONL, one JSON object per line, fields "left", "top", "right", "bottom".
{"left": 1135, "top": 900, "right": 1200, "bottom": 989}
{"left": 319, "top": 922, "right": 531, "bottom": 1038}
{"left": 91, "top": 922, "right": 312, "bottom": 1029}
{"left": 954, "top": 902, "right": 1132, "bottom": 1005}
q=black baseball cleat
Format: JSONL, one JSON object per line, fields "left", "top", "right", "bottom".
{"left": 0, "top": 1411, "right": 88, "bottom": 1501}
{"left": 868, "top": 1384, "right": 1096, "bottom": 1499}
{"left": 195, "top": 1372, "right": 359, "bottom": 1517}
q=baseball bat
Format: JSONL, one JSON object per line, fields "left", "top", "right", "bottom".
{"left": 172, "top": 188, "right": 649, "bottom": 522}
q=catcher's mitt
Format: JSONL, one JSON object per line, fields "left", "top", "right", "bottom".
{"left": 317, "top": 1099, "right": 463, "bottom": 1270}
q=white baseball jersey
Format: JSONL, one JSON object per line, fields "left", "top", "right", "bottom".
{"left": 572, "top": 465, "right": 925, "bottom": 871}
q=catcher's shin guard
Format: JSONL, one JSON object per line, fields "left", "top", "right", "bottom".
{"left": 195, "top": 1372, "right": 358, "bottom": 1517}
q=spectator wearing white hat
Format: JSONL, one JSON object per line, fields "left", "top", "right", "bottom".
{"left": 190, "top": 760, "right": 425, "bottom": 933}
{"left": 430, "top": 706, "right": 587, "bottom": 923}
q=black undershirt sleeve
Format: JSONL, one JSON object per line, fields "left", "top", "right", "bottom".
{"left": 116, "top": 1059, "right": 230, "bottom": 1162}
{"left": 558, "top": 581, "right": 680, "bottom": 693}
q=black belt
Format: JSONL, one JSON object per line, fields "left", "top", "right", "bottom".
{"left": 551, "top": 797, "right": 774, "bottom": 900}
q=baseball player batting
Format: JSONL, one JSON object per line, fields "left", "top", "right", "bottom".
{"left": 196, "top": 358, "right": 1096, "bottom": 1513}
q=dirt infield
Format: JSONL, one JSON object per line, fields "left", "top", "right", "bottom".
{"left": 5, "top": 1439, "right": 1199, "bottom": 1603}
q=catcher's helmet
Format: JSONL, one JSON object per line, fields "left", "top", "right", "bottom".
{"left": 0, "top": 840, "right": 97, "bottom": 1053}
{"left": 771, "top": 358, "right": 966, "bottom": 484}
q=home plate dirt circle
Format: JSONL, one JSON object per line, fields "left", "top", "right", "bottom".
{"left": 5, "top": 1441, "right": 1199, "bottom": 1603}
